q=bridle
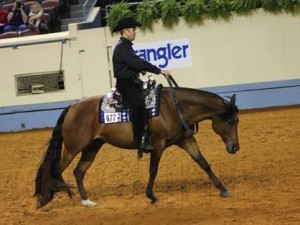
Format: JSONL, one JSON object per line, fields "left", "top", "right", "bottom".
{"left": 163, "top": 74, "right": 197, "bottom": 136}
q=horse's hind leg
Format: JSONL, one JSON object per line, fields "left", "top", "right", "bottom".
{"left": 73, "top": 139, "right": 104, "bottom": 207}
{"left": 60, "top": 148, "right": 78, "bottom": 173}
{"left": 177, "top": 137, "right": 230, "bottom": 197}
{"left": 58, "top": 148, "right": 79, "bottom": 196}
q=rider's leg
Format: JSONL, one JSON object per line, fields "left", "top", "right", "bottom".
{"left": 131, "top": 97, "right": 149, "bottom": 159}
{"left": 116, "top": 78, "right": 151, "bottom": 159}
{"left": 144, "top": 124, "right": 153, "bottom": 151}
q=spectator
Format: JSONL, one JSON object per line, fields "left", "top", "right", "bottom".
{"left": 28, "top": 1, "right": 43, "bottom": 30}
{"left": 3, "top": 0, "right": 29, "bottom": 33}
{"left": 0, "top": 4, "right": 8, "bottom": 33}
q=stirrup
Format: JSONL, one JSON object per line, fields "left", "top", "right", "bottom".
{"left": 137, "top": 124, "right": 153, "bottom": 159}
{"left": 137, "top": 150, "right": 143, "bottom": 160}
{"left": 137, "top": 135, "right": 146, "bottom": 160}
{"left": 145, "top": 138, "right": 153, "bottom": 151}
{"left": 142, "top": 126, "right": 154, "bottom": 150}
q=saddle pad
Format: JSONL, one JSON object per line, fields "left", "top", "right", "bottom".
{"left": 99, "top": 84, "right": 162, "bottom": 124}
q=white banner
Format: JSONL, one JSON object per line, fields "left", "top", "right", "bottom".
{"left": 133, "top": 39, "right": 192, "bottom": 69}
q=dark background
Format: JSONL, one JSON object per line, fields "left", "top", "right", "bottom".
{"left": 95, "top": 0, "right": 143, "bottom": 26}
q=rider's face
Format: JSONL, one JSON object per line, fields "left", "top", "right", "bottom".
{"left": 123, "top": 28, "right": 137, "bottom": 41}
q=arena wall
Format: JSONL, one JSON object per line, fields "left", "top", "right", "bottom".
{"left": 0, "top": 8, "right": 299, "bottom": 131}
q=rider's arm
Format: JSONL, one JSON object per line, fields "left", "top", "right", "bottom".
{"left": 118, "top": 43, "right": 161, "bottom": 74}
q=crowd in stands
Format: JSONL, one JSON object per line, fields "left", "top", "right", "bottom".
{"left": 0, "top": 0, "right": 68, "bottom": 39}
{"left": 0, "top": 0, "right": 131, "bottom": 40}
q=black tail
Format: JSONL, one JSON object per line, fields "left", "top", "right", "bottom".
{"left": 34, "top": 106, "right": 71, "bottom": 208}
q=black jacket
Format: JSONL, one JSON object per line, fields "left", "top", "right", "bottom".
{"left": 113, "top": 37, "right": 161, "bottom": 79}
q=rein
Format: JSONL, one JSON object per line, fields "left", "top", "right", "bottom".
{"left": 164, "top": 75, "right": 196, "bottom": 136}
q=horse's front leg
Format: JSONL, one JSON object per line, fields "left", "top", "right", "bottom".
{"left": 145, "top": 149, "right": 163, "bottom": 204}
{"left": 177, "top": 136, "right": 230, "bottom": 197}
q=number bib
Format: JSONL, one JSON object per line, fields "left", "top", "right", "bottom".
{"left": 103, "top": 112, "right": 121, "bottom": 123}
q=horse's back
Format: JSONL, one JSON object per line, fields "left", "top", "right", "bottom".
{"left": 66, "top": 96, "right": 101, "bottom": 123}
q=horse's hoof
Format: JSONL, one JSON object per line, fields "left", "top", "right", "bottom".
{"left": 36, "top": 200, "right": 42, "bottom": 209}
{"left": 221, "top": 190, "right": 230, "bottom": 198}
{"left": 150, "top": 198, "right": 159, "bottom": 205}
{"left": 81, "top": 199, "right": 97, "bottom": 207}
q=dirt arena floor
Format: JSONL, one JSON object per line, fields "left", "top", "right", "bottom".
{"left": 0, "top": 106, "right": 300, "bottom": 225}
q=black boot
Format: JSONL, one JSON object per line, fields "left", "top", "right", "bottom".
{"left": 145, "top": 136, "right": 153, "bottom": 151}
{"left": 137, "top": 136, "right": 145, "bottom": 160}
{"left": 137, "top": 124, "right": 153, "bottom": 159}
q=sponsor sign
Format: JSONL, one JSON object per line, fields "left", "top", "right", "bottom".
{"left": 133, "top": 39, "right": 192, "bottom": 69}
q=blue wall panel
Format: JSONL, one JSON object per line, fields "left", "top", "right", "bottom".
{"left": 203, "top": 79, "right": 300, "bottom": 109}
{"left": 0, "top": 100, "right": 75, "bottom": 132}
{"left": 1, "top": 79, "right": 299, "bottom": 132}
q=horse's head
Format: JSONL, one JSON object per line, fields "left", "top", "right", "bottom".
{"left": 211, "top": 94, "right": 240, "bottom": 154}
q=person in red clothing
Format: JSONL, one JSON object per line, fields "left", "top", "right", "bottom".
{"left": 0, "top": 4, "right": 8, "bottom": 33}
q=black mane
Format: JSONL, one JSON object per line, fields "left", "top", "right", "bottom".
{"left": 221, "top": 99, "right": 238, "bottom": 120}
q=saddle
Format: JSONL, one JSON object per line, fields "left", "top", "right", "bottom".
{"left": 99, "top": 77, "right": 162, "bottom": 124}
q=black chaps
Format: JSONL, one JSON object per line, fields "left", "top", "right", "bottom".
{"left": 116, "top": 78, "right": 145, "bottom": 148}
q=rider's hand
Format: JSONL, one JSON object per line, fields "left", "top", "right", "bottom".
{"left": 161, "top": 70, "right": 170, "bottom": 77}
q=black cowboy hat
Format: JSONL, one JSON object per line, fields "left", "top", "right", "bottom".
{"left": 112, "top": 17, "right": 142, "bottom": 32}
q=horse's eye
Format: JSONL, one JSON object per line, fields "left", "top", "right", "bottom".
{"left": 227, "top": 118, "right": 235, "bottom": 125}
{"left": 227, "top": 120, "right": 233, "bottom": 125}
{"left": 227, "top": 116, "right": 239, "bottom": 125}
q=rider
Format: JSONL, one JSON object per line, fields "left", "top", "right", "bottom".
{"left": 112, "top": 17, "right": 170, "bottom": 159}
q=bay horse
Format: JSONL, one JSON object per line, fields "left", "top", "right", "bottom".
{"left": 34, "top": 86, "right": 239, "bottom": 208}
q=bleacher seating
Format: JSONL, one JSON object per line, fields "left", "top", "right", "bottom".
{"left": 24, "top": 1, "right": 37, "bottom": 9}
{"left": 2, "top": 3, "right": 13, "bottom": 12}
{"left": 43, "top": 6, "right": 61, "bottom": 32}
{"left": 43, "top": 12, "right": 51, "bottom": 23}
{"left": 0, "top": 31, "right": 19, "bottom": 39}
{"left": 41, "top": 0, "right": 62, "bottom": 32}
{"left": 20, "top": 28, "right": 40, "bottom": 36}
{"left": 42, "top": 0, "right": 60, "bottom": 8}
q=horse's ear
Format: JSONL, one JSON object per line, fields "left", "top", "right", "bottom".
{"left": 230, "top": 94, "right": 236, "bottom": 105}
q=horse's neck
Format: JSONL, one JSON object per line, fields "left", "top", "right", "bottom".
{"left": 173, "top": 88, "right": 224, "bottom": 124}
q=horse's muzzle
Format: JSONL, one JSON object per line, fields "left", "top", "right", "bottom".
{"left": 36, "top": 195, "right": 51, "bottom": 209}
{"left": 226, "top": 143, "right": 240, "bottom": 154}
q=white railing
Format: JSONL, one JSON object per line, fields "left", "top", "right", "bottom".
{"left": 83, "top": 0, "right": 97, "bottom": 20}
